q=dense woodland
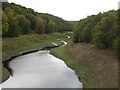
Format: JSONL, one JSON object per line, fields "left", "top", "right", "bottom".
{"left": 2, "top": 2, "right": 72, "bottom": 37}
{"left": 2, "top": 2, "right": 119, "bottom": 60}
{"left": 73, "top": 10, "right": 120, "bottom": 60}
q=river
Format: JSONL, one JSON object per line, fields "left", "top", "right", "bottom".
{"left": 1, "top": 41, "right": 82, "bottom": 88}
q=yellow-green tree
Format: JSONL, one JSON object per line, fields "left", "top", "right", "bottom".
{"left": 48, "top": 21, "right": 56, "bottom": 33}
{"left": 17, "top": 15, "right": 31, "bottom": 34}
{"left": 2, "top": 11, "right": 9, "bottom": 36}
{"left": 35, "top": 18, "right": 45, "bottom": 34}
{"left": 4, "top": 8, "right": 20, "bottom": 37}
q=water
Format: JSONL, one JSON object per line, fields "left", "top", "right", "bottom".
{"left": 1, "top": 50, "right": 82, "bottom": 88}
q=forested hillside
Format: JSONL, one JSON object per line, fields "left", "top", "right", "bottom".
{"left": 1, "top": 1, "right": 119, "bottom": 88}
{"left": 2, "top": 2, "right": 119, "bottom": 59}
{"left": 73, "top": 10, "right": 120, "bottom": 60}
{"left": 2, "top": 2, "right": 72, "bottom": 37}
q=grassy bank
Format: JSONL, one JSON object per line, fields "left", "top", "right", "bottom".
{"left": 1, "top": 33, "right": 66, "bottom": 83}
{"left": 1, "top": 65, "right": 10, "bottom": 83}
{"left": 3, "top": 33, "right": 64, "bottom": 61}
{"left": 51, "top": 43, "right": 118, "bottom": 88}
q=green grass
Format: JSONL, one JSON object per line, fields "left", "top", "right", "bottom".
{"left": 1, "top": 65, "right": 10, "bottom": 83}
{"left": 3, "top": 33, "right": 62, "bottom": 61}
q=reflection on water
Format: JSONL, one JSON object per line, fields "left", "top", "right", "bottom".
{"left": 2, "top": 50, "right": 82, "bottom": 88}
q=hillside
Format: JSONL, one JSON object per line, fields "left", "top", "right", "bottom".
{"left": 73, "top": 10, "right": 120, "bottom": 60}
{"left": 2, "top": 2, "right": 72, "bottom": 37}
{"left": 1, "top": 1, "right": 119, "bottom": 88}
{"left": 51, "top": 10, "right": 119, "bottom": 88}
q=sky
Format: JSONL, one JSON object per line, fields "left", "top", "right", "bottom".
{"left": 8, "top": 0, "right": 119, "bottom": 21}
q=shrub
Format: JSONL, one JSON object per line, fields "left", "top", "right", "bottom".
{"left": 113, "top": 36, "right": 120, "bottom": 60}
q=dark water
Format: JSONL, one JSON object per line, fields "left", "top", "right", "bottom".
{"left": 1, "top": 48, "right": 82, "bottom": 88}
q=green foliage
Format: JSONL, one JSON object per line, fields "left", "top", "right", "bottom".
{"left": 73, "top": 10, "right": 119, "bottom": 58}
{"left": 2, "top": 2, "right": 72, "bottom": 37}
{"left": 113, "top": 36, "right": 120, "bottom": 60}
{"left": 23, "top": 18, "right": 31, "bottom": 34}
{"left": 2, "top": 11, "right": 9, "bottom": 36}
{"left": 93, "top": 30, "right": 106, "bottom": 49}
{"left": 73, "top": 23, "right": 80, "bottom": 43}
{"left": 17, "top": 15, "right": 31, "bottom": 34}
{"left": 35, "top": 18, "right": 45, "bottom": 34}
{"left": 27, "top": 15, "right": 37, "bottom": 30}
{"left": 4, "top": 7, "right": 15, "bottom": 19}
{"left": 82, "top": 23, "right": 93, "bottom": 43}
{"left": 73, "top": 31, "right": 80, "bottom": 43}
{"left": 7, "top": 17, "right": 21, "bottom": 37}
{"left": 93, "top": 11, "right": 118, "bottom": 48}
{"left": 48, "top": 21, "right": 56, "bottom": 33}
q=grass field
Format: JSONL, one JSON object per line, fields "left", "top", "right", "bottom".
{"left": 51, "top": 43, "right": 118, "bottom": 88}
{"left": 2, "top": 33, "right": 64, "bottom": 61}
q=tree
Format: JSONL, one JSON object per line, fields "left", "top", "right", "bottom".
{"left": 93, "top": 30, "right": 106, "bottom": 49}
{"left": 7, "top": 17, "right": 21, "bottom": 37}
{"left": 48, "top": 21, "right": 56, "bottom": 33}
{"left": 17, "top": 15, "right": 31, "bottom": 34}
{"left": 35, "top": 18, "right": 45, "bottom": 34}
{"left": 73, "top": 23, "right": 80, "bottom": 43}
{"left": 82, "top": 23, "right": 93, "bottom": 43}
{"left": 27, "top": 15, "right": 36, "bottom": 30}
{"left": 93, "top": 11, "right": 118, "bottom": 47}
{"left": 4, "top": 7, "right": 15, "bottom": 19}
{"left": 23, "top": 18, "right": 31, "bottom": 34}
{"left": 4, "top": 8, "right": 21, "bottom": 37}
{"left": 113, "top": 36, "right": 120, "bottom": 60}
{"left": 2, "top": 2, "right": 72, "bottom": 37}
{"left": 2, "top": 11, "right": 9, "bottom": 36}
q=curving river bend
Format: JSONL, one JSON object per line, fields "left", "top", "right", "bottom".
{"left": 1, "top": 41, "right": 83, "bottom": 88}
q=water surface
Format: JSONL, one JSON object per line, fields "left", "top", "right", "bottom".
{"left": 2, "top": 50, "right": 82, "bottom": 88}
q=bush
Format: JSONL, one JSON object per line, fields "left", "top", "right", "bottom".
{"left": 113, "top": 36, "right": 120, "bottom": 60}
{"left": 93, "top": 30, "right": 106, "bottom": 49}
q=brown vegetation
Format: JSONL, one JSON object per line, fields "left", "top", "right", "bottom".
{"left": 65, "top": 43, "right": 118, "bottom": 88}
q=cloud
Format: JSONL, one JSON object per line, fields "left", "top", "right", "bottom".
{"left": 9, "top": 0, "right": 119, "bottom": 21}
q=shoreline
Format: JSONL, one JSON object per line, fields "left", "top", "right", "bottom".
{"left": 2, "top": 40, "right": 83, "bottom": 88}
{"left": 2, "top": 33, "right": 65, "bottom": 83}
{"left": 50, "top": 51, "right": 84, "bottom": 87}
{"left": 2, "top": 42, "right": 64, "bottom": 83}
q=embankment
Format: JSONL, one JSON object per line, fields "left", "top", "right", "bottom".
{"left": 51, "top": 43, "right": 118, "bottom": 88}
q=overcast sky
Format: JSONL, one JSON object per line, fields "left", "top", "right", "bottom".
{"left": 8, "top": 0, "right": 119, "bottom": 21}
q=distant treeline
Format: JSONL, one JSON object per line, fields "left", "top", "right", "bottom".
{"left": 73, "top": 10, "right": 120, "bottom": 60}
{"left": 2, "top": 2, "right": 72, "bottom": 37}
